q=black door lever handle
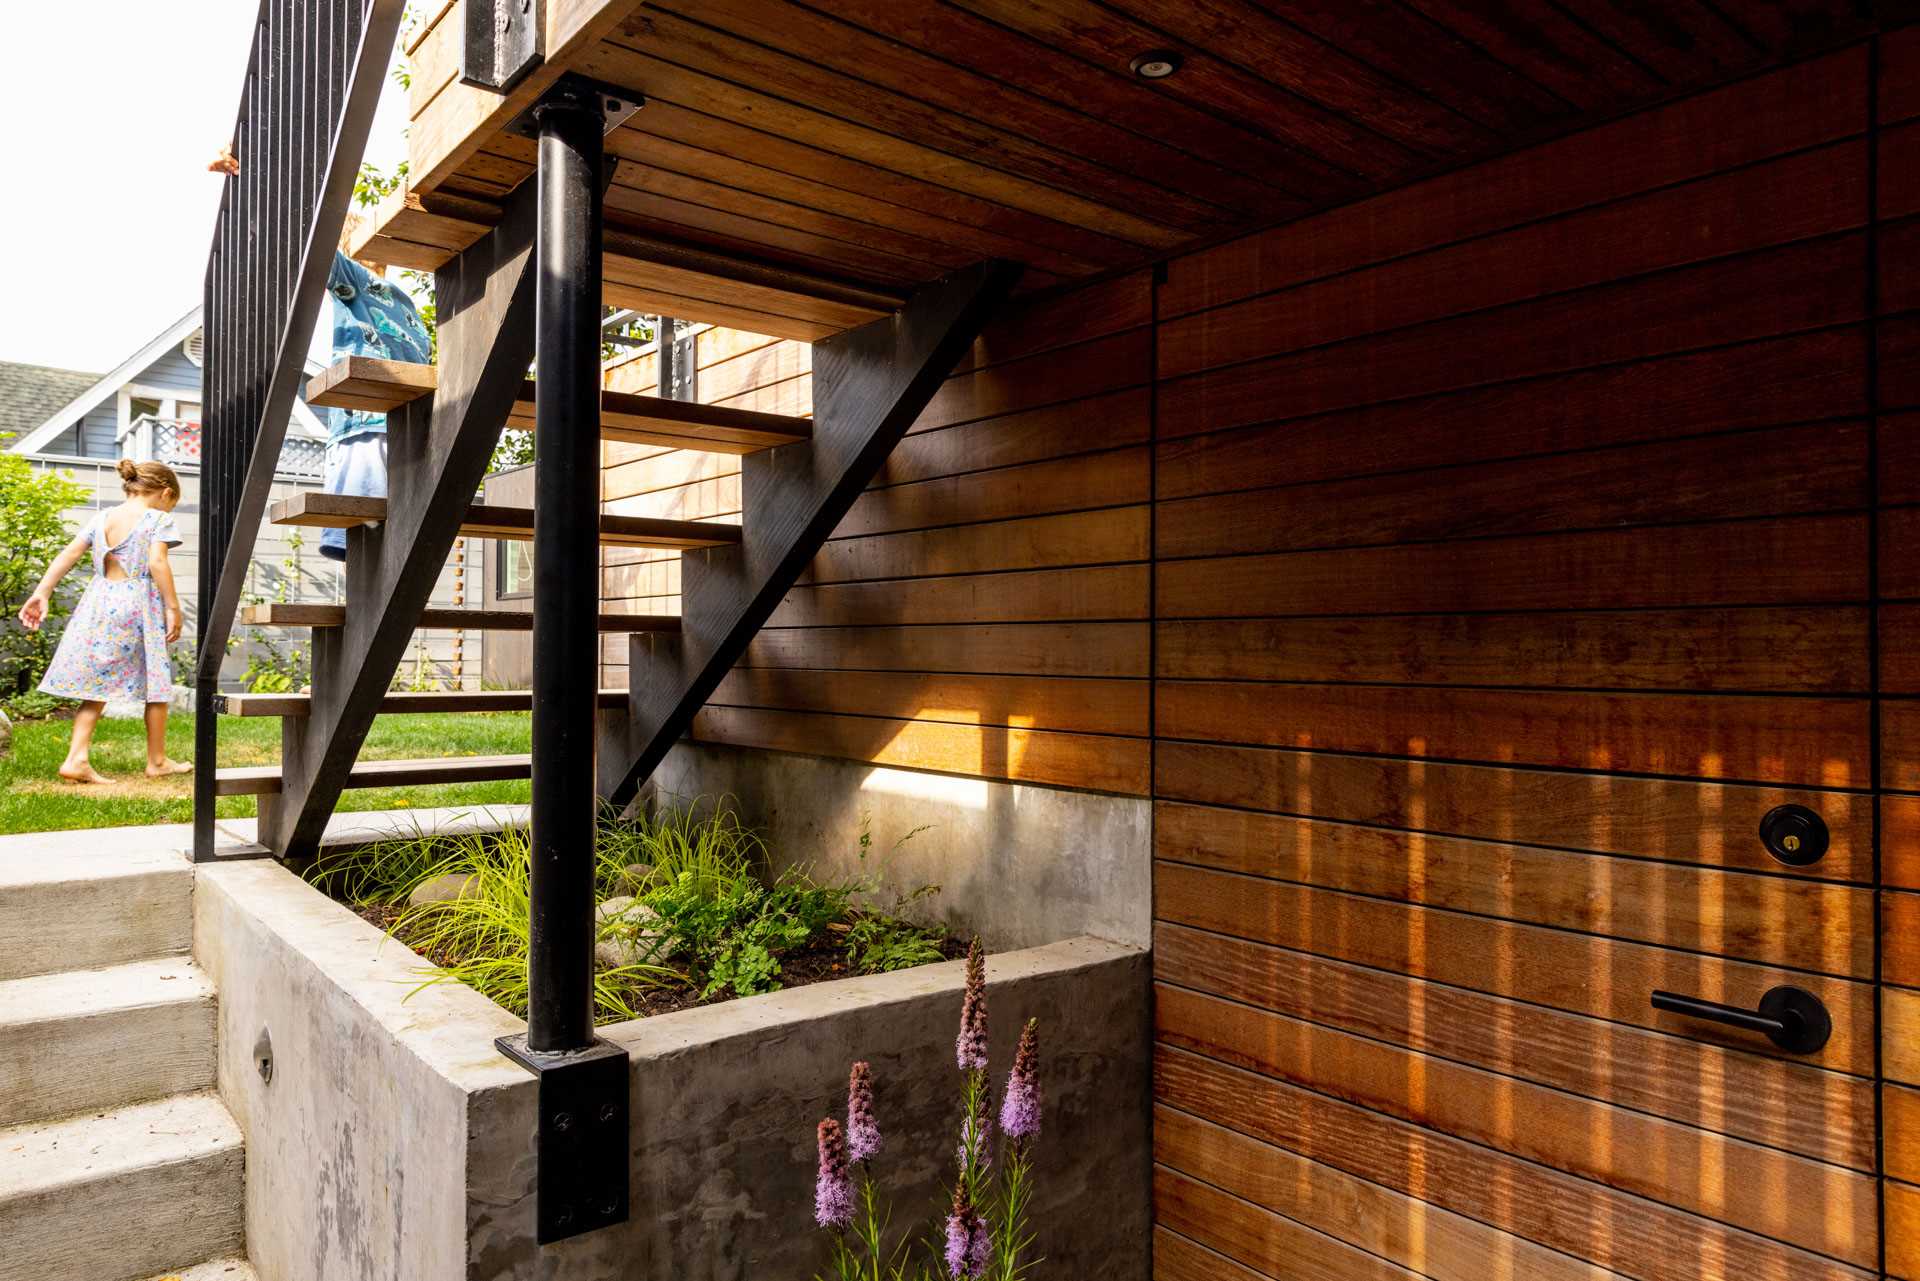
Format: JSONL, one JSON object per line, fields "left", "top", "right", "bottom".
{"left": 1650, "top": 986, "right": 1831, "bottom": 1054}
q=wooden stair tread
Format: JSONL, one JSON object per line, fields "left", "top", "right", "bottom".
{"left": 239, "top": 603, "right": 678, "bottom": 632}
{"left": 306, "top": 355, "right": 811, "bottom": 453}
{"left": 268, "top": 492, "right": 741, "bottom": 549}
{"left": 217, "top": 689, "right": 627, "bottom": 716}
{"left": 214, "top": 753, "right": 532, "bottom": 795}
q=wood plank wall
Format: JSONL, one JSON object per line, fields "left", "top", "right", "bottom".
{"left": 601, "top": 285, "right": 1157, "bottom": 794}
{"left": 1151, "top": 36, "right": 1889, "bottom": 1281}
{"left": 600, "top": 31, "right": 1920, "bottom": 1279}
{"left": 1882, "top": 25, "right": 1920, "bottom": 1281}
{"left": 598, "top": 326, "right": 806, "bottom": 686}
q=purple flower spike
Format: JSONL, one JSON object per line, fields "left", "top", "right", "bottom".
{"left": 956, "top": 1084, "right": 994, "bottom": 1172}
{"left": 1000, "top": 1018, "right": 1042, "bottom": 1144}
{"left": 955, "top": 938, "right": 988, "bottom": 1071}
{"left": 815, "top": 1118, "right": 853, "bottom": 1229}
{"left": 944, "top": 1185, "right": 992, "bottom": 1279}
{"left": 847, "top": 1061, "right": 880, "bottom": 1163}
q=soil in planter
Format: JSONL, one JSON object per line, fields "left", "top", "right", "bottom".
{"left": 352, "top": 903, "right": 967, "bottom": 1019}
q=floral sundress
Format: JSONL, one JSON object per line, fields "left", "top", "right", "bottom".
{"left": 39, "top": 507, "right": 183, "bottom": 704}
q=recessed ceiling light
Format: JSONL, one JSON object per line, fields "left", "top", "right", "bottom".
{"left": 1129, "top": 50, "right": 1182, "bottom": 80}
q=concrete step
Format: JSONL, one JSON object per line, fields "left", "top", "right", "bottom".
{"left": 137, "top": 1261, "right": 256, "bottom": 1281}
{"left": 0, "top": 959, "right": 217, "bottom": 1127}
{"left": 0, "top": 839, "right": 192, "bottom": 981}
{"left": 0, "top": 1092, "right": 244, "bottom": 1281}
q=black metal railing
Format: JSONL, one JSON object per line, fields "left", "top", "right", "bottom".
{"left": 194, "top": 0, "right": 407, "bottom": 860}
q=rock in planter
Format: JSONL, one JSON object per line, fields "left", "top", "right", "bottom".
{"left": 408, "top": 872, "right": 479, "bottom": 908}
{"left": 621, "top": 862, "right": 655, "bottom": 892}
{"left": 595, "top": 895, "right": 675, "bottom": 969}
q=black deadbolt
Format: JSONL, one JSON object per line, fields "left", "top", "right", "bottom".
{"left": 1758, "top": 803, "right": 1828, "bottom": 866}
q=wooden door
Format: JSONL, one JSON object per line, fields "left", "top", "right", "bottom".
{"left": 1149, "top": 37, "right": 1896, "bottom": 1281}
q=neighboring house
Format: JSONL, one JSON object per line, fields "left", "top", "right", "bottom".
{"left": 4, "top": 305, "right": 480, "bottom": 690}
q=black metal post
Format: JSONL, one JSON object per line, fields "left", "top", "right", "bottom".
{"left": 495, "top": 73, "right": 635, "bottom": 1248}
{"left": 527, "top": 82, "right": 603, "bottom": 1054}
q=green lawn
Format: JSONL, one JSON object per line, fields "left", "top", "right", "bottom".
{"left": 0, "top": 710, "right": 532, "bottom": 835}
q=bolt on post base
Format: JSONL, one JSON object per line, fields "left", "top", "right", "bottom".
{"left": 496, "top": 1033, "right": 632, "bottom": 1243}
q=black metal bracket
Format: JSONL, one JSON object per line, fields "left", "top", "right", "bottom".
{"left": 496, "top": 1033, "right": 632, "bottom": 1243}
{"left": 462, "top": 0, "right": 545, "bottom": 94}
{"left": 504, "top": 74, "right": 643, "bottom": 139}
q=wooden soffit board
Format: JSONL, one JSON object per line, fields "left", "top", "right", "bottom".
{"left": 373, "top": 0, "right": 1886, "bottom": 335}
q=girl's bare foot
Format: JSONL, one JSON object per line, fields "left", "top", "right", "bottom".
{"left": 145, "top": 759, "right": 194, "bottom": 778}
{"left": 58, "top": 762, "right": 110, "bottom": 785}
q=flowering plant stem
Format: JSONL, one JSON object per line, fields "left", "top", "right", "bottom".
{"left": 991, "top": 1145, "right": 1037, "bottom": 1281}
{"left": 958, "top": 1067, "right": 989, "bottom": 1203}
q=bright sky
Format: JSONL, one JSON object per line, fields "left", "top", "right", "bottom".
{"left": 0, "top": 1, "right": 411, "bottom": 375}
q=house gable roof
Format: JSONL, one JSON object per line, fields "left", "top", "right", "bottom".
{"left": 7, "top": 305, "right": 205, "bottom": 455}
{"left": 7, "top": 304, "right": 332, "bottom": 456}
{"left": 0, "top": 361, "right": 100, "bottom": 446}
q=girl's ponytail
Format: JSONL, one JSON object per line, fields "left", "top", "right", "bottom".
{"left": 117, "top": 458, "right": 183, "bottom": 500}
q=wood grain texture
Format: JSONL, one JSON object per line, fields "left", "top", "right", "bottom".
{"left": 1155, "top": 801, "right": 1871, "bottom": 976}
{"left": 1156, "top": 680, "right": 1869, "bottom": 786}
{"left": 1157, "top": 422, "right": 1868, "bottom": 558}
{"left": 705, "top": 668, "right": 1147, "bottom": 738}
{"left": 1156, "top": 608, "right": 1869, "bottom": 692}
{"left": 1159, "top": 139, "right": 1866, "bottom": 379}
{"left": 1152, "top": 1165, "right": 1419, "bottom": 1281}
{"left": 1156, "top": 1047, "right": 1868, "bottom": 1281}
{"left": 1888, "top": 890, "right": 1920, "bottom": 989}
{"left": 767, "top": 564, "right": 1148, "bottom": 628}
{"left": 1163, "top": 233, "right": 1866, "bottom": 442}
{"left": 1159, "top": 45, "right": 1865, "bottom": 317}
{"left": 690, "top": 706, "right": 1150, "bottom": 795}
{"left": 884, "top": 389, "right": 1150, "bottom": 487}
{"left": 1157, "top": 516, "right": 1868, "bottom": 617}
{"left": 1891, "top": 1176, "right": 1920, "bottom": 1280}
{"left": 1154, "top": 742, "right": 1872, "bottom": 880}
{"left": 1156, "top": 983, "right": 1878, "bottom": 1262}
{"left": 1155, "top": 859, "right": 1875, "bottom": 1073}
{"left": 806, "top": 507, "right": 1149, "bottom": 584}
{"left": 1155, "top": 1105, "right": 1615, "bottom": 1281}
{"left": 1156, "top": 922, "right": 1874, "bottom": 1168}
{"left": 1887, "top": 794, "right": 1920, "bottom": 889}
{"left": 835, "top": 448, "right": 1149, "bottom": 539}
{"left": 1882, "top": 701, "right": 1920, "bottom": 791}
{"left": 1887, "top": 1083, "right": 1920, "bottom": 1184}
{"left": 741, "top": 622, "right": 1148, "bottom": 678}
{"left": 1156, "top": 329, "right": 1866, "bottom": 501}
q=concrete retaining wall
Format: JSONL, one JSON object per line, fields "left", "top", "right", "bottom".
{"left": 653, "top": 741, "right": 1154, "bottom": 951}
{"left": 195, "top": 860, "right": 1150, "bottom": 1281}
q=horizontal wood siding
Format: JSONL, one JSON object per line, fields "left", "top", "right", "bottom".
{"left": 1151, "top": 41, "right": 1886, "bottom": 1281}
{"left": 1886, "top": 26, "right": 1920, "bottom": 1280}
{"left": 592, "top": 31, "right": 1920, "bottom": 1279}
{"left": 606, "top": 280, "right": 1157, "bottom": 794}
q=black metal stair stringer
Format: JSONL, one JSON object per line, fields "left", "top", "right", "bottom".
{"left": 263, "top": 180, "right": 542, "bottom": 860}
{"left": 601, "top": 259, "right": 1022, "bottom": 807}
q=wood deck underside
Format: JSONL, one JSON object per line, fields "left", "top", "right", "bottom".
{"left": 358, "top": 0, "right": 1879, "bottom": 338}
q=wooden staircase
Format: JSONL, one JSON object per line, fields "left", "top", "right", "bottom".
{"left": 218, "top": 166, "right": 1015, "bottom": 858}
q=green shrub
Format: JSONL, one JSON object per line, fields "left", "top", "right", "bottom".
{"left": 311, "top": 802, "right": 955, "bottom": 1024}
{"left": 0, "top": 448, "right": 87, "bottom": 699}
{"left": 1, "top": 690, "right": 74, "bottom": 722}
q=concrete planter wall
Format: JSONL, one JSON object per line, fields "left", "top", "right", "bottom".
{"left": 195, "top": 860, "right": 1150, "bottom": 1281}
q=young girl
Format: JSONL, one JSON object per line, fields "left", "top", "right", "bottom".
{"left": 17, "top": 459, "right": 193, "bottom": 783}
